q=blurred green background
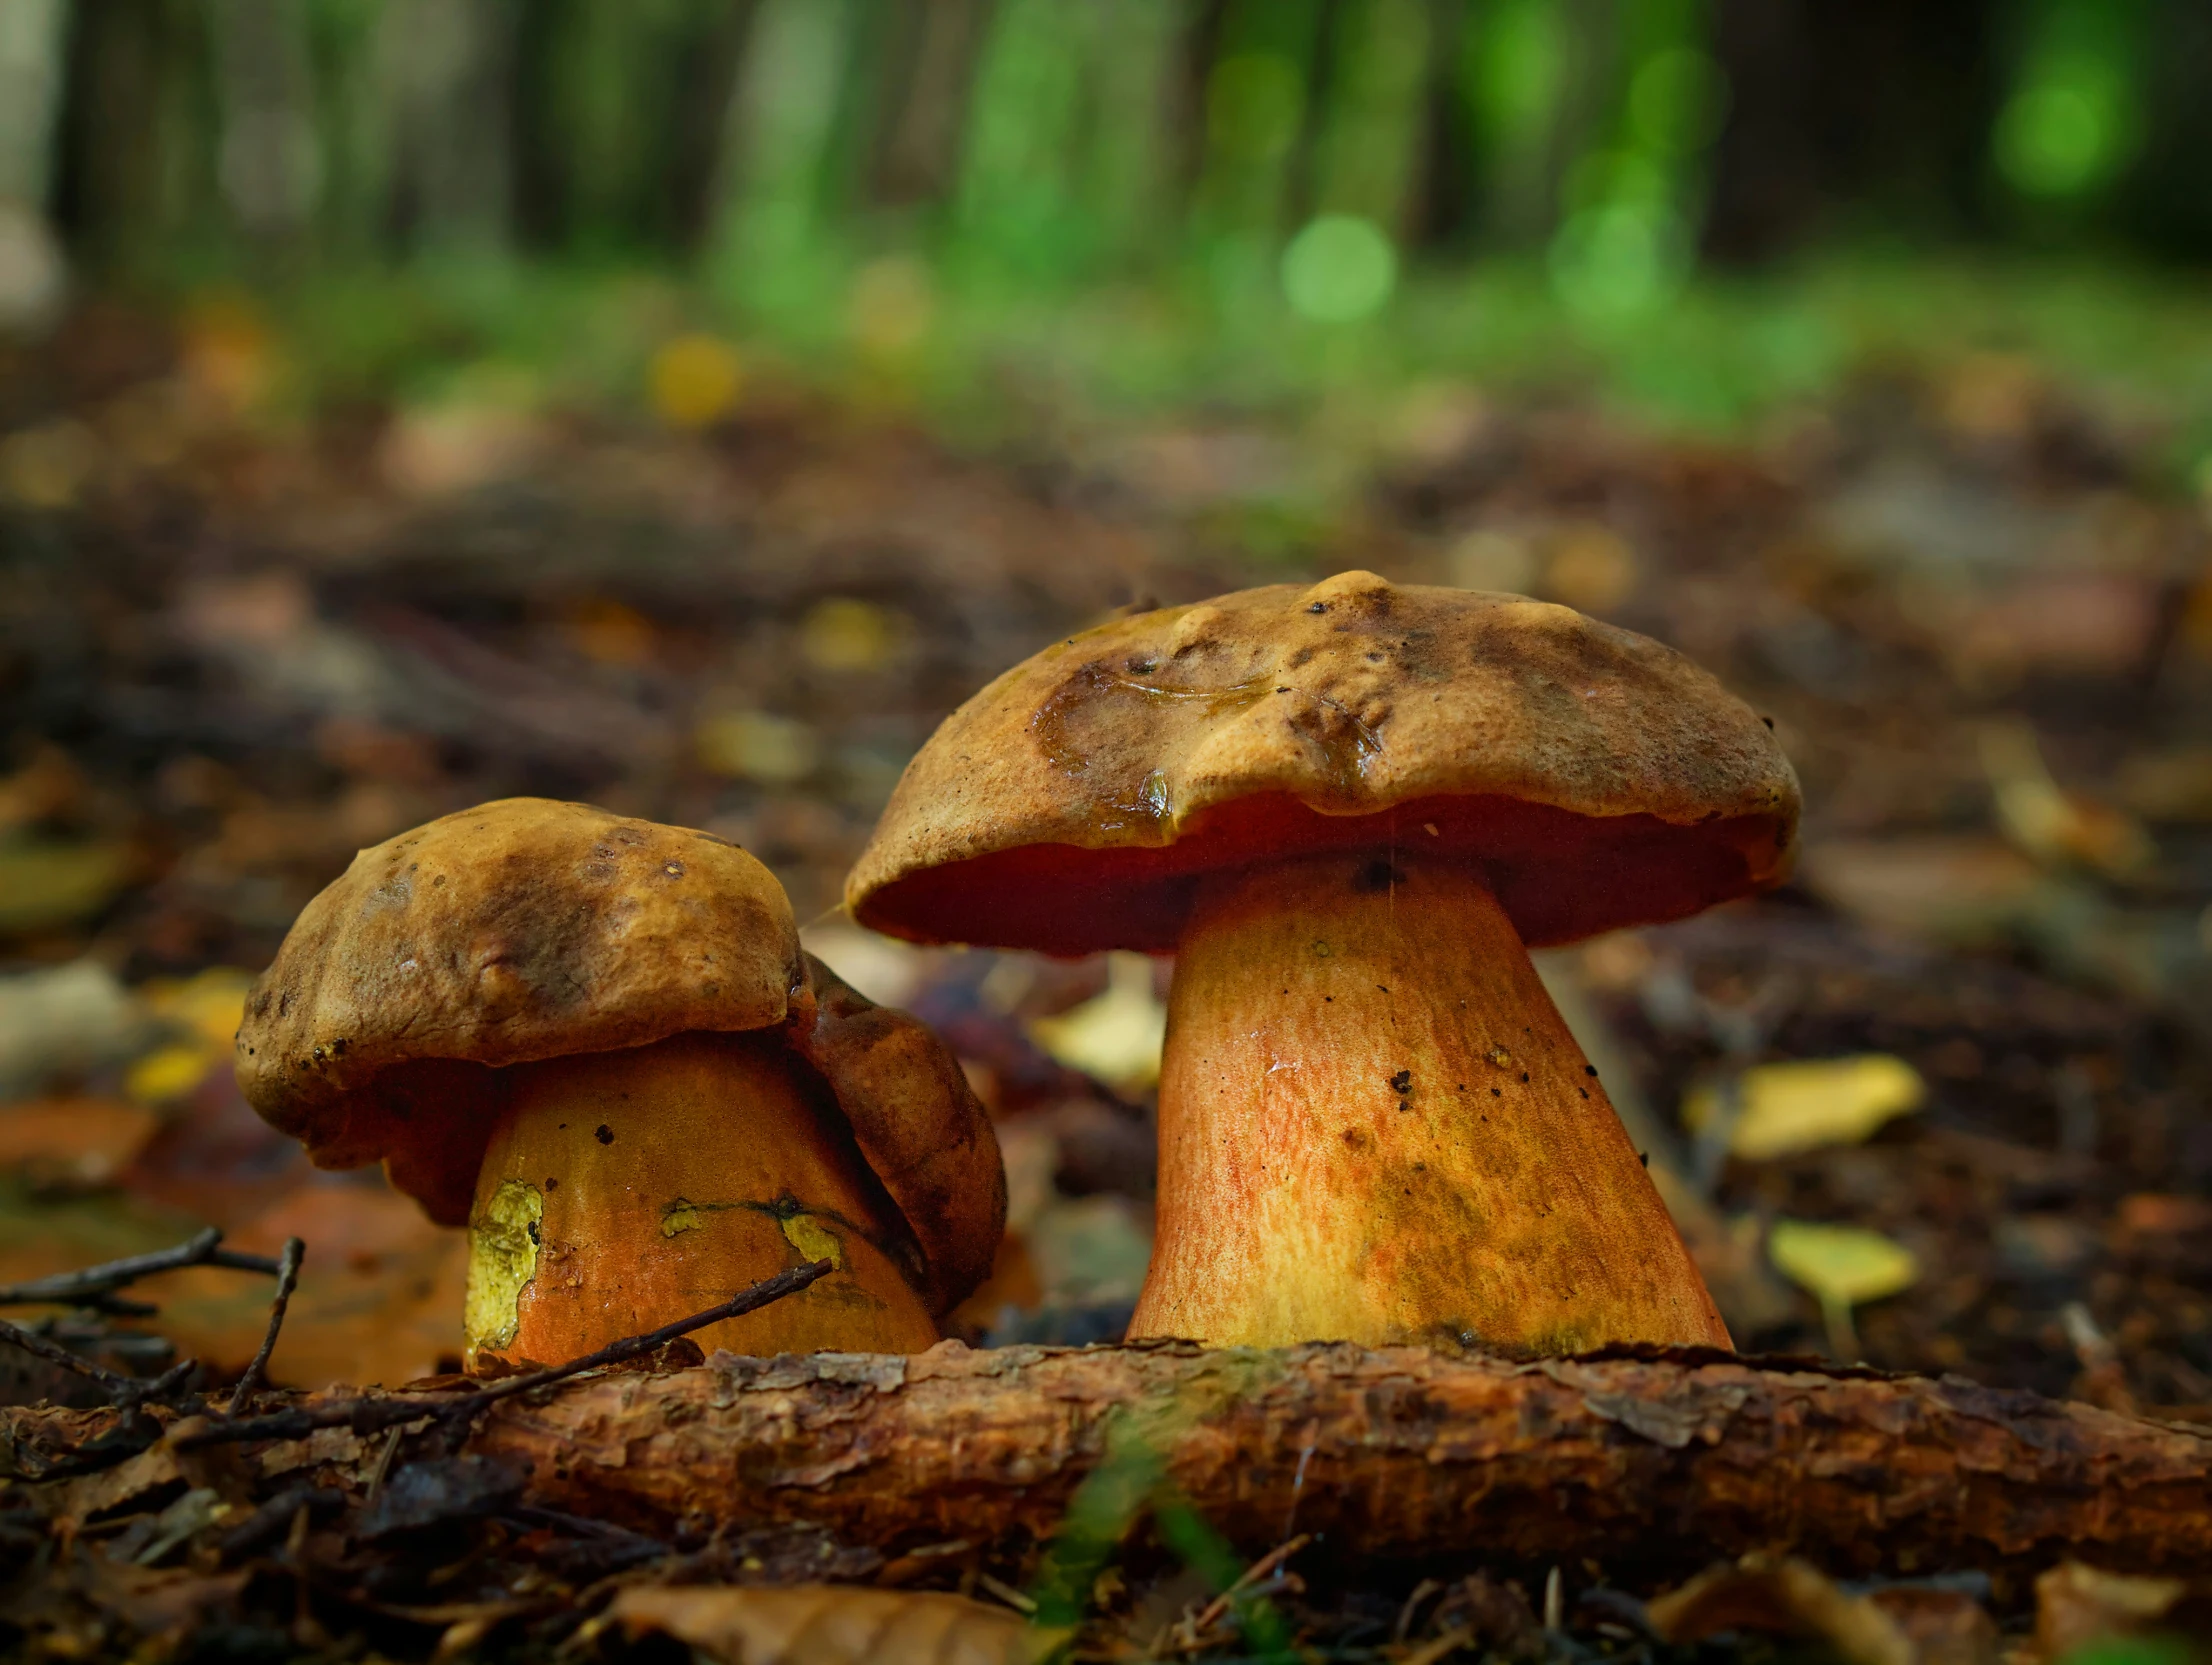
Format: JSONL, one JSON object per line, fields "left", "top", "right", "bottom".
{"left": 2, "top": 0, "right": 2210, "bottom": 447}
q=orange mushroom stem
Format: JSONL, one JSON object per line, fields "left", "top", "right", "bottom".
{"left": 463, "top": 1031, "right": 937, "bottom": 1374}
{"left": 1130, "top": 852, "right": 1728, "bottom": 1353}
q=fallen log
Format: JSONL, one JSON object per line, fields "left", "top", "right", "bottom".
{"left": 473, "top": 1341, "right": 2212, "bottom": 1576}
{"left": 8, "top": 1342, "right": 2211, "bottom": 1577}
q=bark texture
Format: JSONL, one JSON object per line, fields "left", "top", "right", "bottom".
{"left": 467, "top": 1342, "right": 2212, "bottom": 1574}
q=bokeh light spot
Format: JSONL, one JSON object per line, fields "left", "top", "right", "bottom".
{"left": 1995, "top": 78, "right": 2123, "bottom": 198}
{"left": 649, "top": 334, "right": 743, "bottom": 430}
{"left": 1548, "top": 202, "right": 1689, "bottom": 318}
{"left": 1281, "top": 215, "right": 1398, "bottom": 323}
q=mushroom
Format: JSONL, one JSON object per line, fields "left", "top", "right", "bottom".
{"left": 846, "top": 572, "right": 1798, "bottom": 1353}
{"left": 236, "top": 798, "right": 1003, "bottom": 1372}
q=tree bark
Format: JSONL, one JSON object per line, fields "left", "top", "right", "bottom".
{"left": 466, "top": 1341, "right": 2212, "bottom": 1576}
{"left": 9, "top": 1343, "right": 2211, "bottom": 1577}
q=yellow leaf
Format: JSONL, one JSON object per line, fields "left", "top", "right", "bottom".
{"left": 801, "top": 598, "right": 905, "bottom": 674}
{"left": 1682, "top": 1055, "right": 1925, "bottom": 1160}
{"left": 1029, "top": 954, "right": 1165, "bottom": 1096}
{"left": 649, "top": 334, "right": 742, "bottom": 430}
{"left": 608, "top": 1584, "right": 1064, "bottom": 1665}
{"left": 0, "top": 840, "right": 133, "bottom": 933}
{"left": 1767, "top": 1220, "right": 1918, "bottom": 1310}
{"left": 141, "top": 967, "right": 254, "bottom": 1052}
{"left": 695, "top": 710, "right": 819, "bottom": 784}
{"left": 124, "top": 1044, "right": 216, "bottom": 1106}
{"left": 1980, "top": 720, "right": 2153, "bottom": 876}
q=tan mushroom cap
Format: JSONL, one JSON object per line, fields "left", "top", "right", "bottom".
{"left": 236, "top": 800, "right": 1005, "bottom": 1318}
{"left": 848, "top": 571, "right": 1800, "bottom": 954}
{"left": 237, "top": 799, "right": 805, "bottom": 1226}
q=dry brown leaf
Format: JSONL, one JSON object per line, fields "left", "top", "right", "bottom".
{"left": 608, "top": 1584, "right": 1066, "bottom": 1665}
{"left": 0, "top": 1096, "right": 159, "bottom": 1191}
{"left": 2034, "top": 1561, "right": 2196, "bottom": 1657}
{"left": 1647, "top": 1556, "right": 1915, "bottom": 1665}
{"left": 159, "top": 1180, "right": 468, "bottom": 1387}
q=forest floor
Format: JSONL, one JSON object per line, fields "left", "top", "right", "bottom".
{"left": 0, "top": 292, "right": 2209, "bottom": 1660}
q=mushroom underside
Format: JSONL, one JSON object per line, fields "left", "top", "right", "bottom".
{"left": 856, "top": 790, "right": 1788, "bottom": 956}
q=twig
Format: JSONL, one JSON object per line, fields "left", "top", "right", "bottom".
{"left": 0, "top": 1317, "right": 141, "bottom": 1395}
{"left": 226, "top": 1238, "right": 304, "bottom": 1414}
{"left": 1189, "top": 1534, "right": 1312, "bottom": 1635}
{"left": 0, "top": 1316, "right": 197, "bottom": 1408}
{"left": 364, "top": 1426, "right": 405, "bottom": 1505}
{"left": 0, "top": 1228, "right": 283, "bottom": 1312}
{"left": 177, "top": 1258, "right": 834, "bottom": 1449}
{"left": 1401, "top": 1625, "right": 1475, "bottom": 1665}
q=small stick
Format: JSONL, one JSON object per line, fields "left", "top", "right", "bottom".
{"left": 177, "top": 1259, "right": 834, "bottom": 1449}
{"left": 1189, "top": 1533, "right": 1312, "bottom": 1636}
{"left": 364, "top": 1426, "right": 405, "bottom": 1504}
{"left": 226, "top": 1238, "right": 304, "bottom": 1414}
{"left": 0, "top": 1228, "right": 283, "bottom": 1310}
{"left": 0, "top": 1316, "right": 141, "bottom": 1395}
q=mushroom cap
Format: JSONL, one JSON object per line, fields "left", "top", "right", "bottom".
{"left": 790, "top": 953, "right": 1006, "bottom": 1315}
{"left": 237, "top": 800, "right": 1006, "bottom": 1318}
{"left": 237, "top": 798, "right": 803, "bottom": 1226}
{"left": 847, "top": 571, "right": 1800, "bottom": 954}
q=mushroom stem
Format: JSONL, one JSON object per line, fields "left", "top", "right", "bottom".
{"left": 463, "top": 1031, "right": 937, "bottom": 1374}
{"left": 1129, "top": 852, "right": 1729, "bottom": 1352}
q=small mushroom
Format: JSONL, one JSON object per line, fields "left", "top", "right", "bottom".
{"left": 847, "top": 572, "right": 1800, "bottom": 1354}
{"left": 236, "top": 798, "right": 1003, "bottom": 1372}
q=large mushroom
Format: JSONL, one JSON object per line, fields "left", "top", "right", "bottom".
{"left": 847, "top": 572, "right": 1799, "bottom": 1354}
{"left": 237, "top": 798, "right": 1003, "bottom": 1373}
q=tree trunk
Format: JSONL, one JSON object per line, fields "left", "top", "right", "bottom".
{"left": 465, "top": 1342, "right": 2212, "bottom": 1576}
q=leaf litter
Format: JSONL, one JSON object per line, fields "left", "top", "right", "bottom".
{"left": 0, "top": 306, "right": 2210, "bottom": 1658}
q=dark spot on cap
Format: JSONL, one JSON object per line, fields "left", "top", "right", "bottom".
{"left": 1639, "top": 1152, "right": 1649, "bottom": 1166}
{"left": 1585, "top": 1066, "right": 1598, "bottom": 1077}
{"left": 545, "top": 1178, "right": 559, "bottom": 1191}
{"left": 1307, "top": 602, "right": 1327, "bottom": 614}
{"left": 1389, "top": 1069, "right": 1412, "bottom": 1092}
{"left": 595, "top": 1124, "right": 614, "bottom": 1145}
{"left": 1762, "top": 715, "right": 1775, "bottom": 729}
{"left": 663, "top": 860, "right": 685, "bottom": 877}
{"left": 1353, "top": 859, "right": 1406, "bottom": 894}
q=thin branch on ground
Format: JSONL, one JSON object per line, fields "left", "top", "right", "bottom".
{"left": 0, "top": 1317, "right": 143, "bottom": 1396}
{"left": 0, "top": 1228, "right": 283, "bottom": 1313}
{"left": 0, "top": 1318, "right": 198, "bottom": 1409}
{"left": 177, "top": 1258, "right": 835, "bottom": 1449}
{"left": 226, "top": 1237, "right": 305, "bottom": 1415}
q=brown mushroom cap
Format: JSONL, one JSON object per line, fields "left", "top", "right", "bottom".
{"left": 848, "top": 571, "right": 1800, "bottom": 954}
{"left": 236, "top": 799, "right": 806, "bottom": 1226}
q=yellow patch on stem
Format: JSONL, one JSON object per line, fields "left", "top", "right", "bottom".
{"left": 464, "top": 1179, "right": 544, "bottom": 1352}
{"left": 661, "top": 1200, "right": 704, "bottom": 1237}
{"left": 779, "top": 1211, "right": 845, "bottom": 1270}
